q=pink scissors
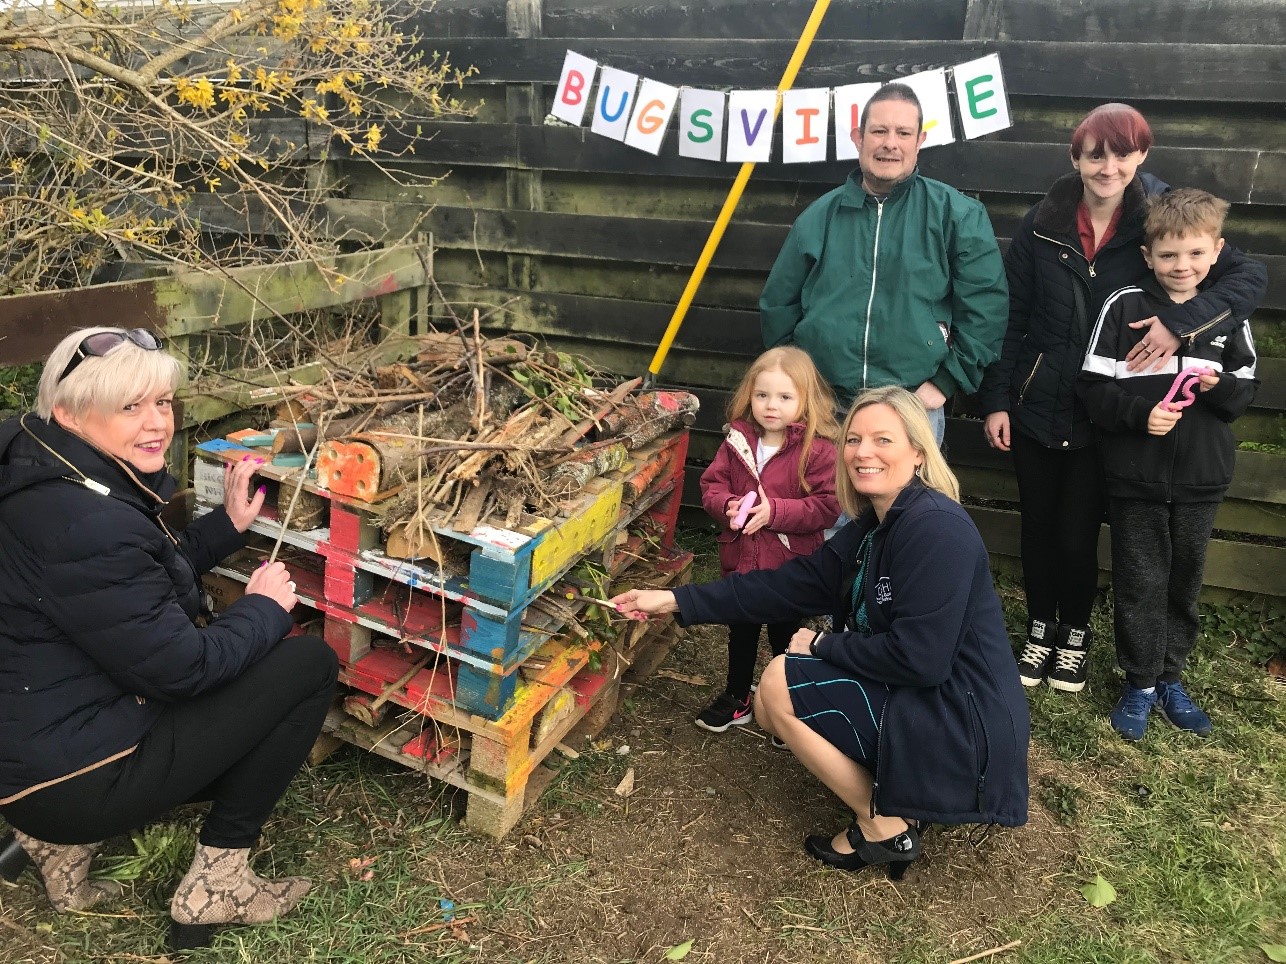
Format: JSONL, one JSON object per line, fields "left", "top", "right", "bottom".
{"left": 1161, "top": 366, "right": 1215, "bottom": 412}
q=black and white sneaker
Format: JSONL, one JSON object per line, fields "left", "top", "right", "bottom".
{"left": 1047, "top": 624, "right": 1091, "bottom": 693}
{"left": 1016, "top": 618, "right": 1056, "bottom": 687}
{"left": 695, "top": 692, "right": 752, "bottom": 733}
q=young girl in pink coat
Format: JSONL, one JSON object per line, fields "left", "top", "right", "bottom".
{"left": 696, "top": 346, "right": 841, "bottom": 736}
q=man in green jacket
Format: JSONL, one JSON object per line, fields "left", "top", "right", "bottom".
{"left": 760, "top": 84, "right": 1008, "bottom": 442}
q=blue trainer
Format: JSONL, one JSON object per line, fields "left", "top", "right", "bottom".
{"left": 1111, "top": 685, "right": 1158, "bottom": 742}
{"left": 1155, "top": 680, "right": 1213, "bottom": 736}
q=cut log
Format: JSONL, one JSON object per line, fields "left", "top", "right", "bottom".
{"left": 317, "top": 433, "right": 418, "bottom": 501}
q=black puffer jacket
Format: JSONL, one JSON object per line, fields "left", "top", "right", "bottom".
{"left": 0, "top": 415, "right": 292, "bottom": 803}
{"left": 978, "top": 172, "right": 1267, "bottom": 450}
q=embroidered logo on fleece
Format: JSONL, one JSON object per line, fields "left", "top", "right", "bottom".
{"left": 875, "top": 577, "right": 892, "bottom": 604}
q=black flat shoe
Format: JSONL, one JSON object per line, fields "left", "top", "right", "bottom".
{"left": 0, "top": 831, "right": 31, "bottom": 882}
{"left": 804, "top": 823, "right": 920, "bottom": 880}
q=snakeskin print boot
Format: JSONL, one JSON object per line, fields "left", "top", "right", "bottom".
{"left": 11, "top": 829, "right": 123, "bottom": 912}
{"left": 169, "top": 845, "right": 311, "bottom": 949}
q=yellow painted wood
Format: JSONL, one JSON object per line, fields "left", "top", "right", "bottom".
{"left": 528, "top": 479, "right": 624, "bottom": 587}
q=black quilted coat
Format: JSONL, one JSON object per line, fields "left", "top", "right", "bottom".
{"left": 978, "top": 172, "right": 1267, "bottom": 450}
{"left": 0, "top": 415, "right": 292, "bottom": 803}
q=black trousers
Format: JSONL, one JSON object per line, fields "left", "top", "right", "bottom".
{"left": 1, "top": 635, "right": 337, "bottom": 850}
{"left": 1010, "top": 430, "right": 1107, "bottom": 628}
{"left": 725, "top": 622, "right": 798, "bottom": 700}
{"left": 1108, "top": 499, "right": 1218, "bottom": 689}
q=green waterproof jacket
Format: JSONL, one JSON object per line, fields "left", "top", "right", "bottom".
{"left": 761, "top": 169, "right": 1008, "bottom": 407}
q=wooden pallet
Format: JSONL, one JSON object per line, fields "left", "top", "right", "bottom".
{"left": 195, "top": 428, "right": 689, "bottom": 720}
{"left": 313, "top": 612, "right": 686, "bottom": 837}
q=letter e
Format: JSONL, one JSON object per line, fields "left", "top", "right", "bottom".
{"left": 965, "top": 74, "right": 998, "bottom": 120}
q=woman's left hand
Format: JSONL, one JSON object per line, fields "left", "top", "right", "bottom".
{"left": 787, "top": 627, "right": 817, "bottom": 655}
{"left": 1126, "top": 317, "right": 1181, "bottom": 373}
{"left": 224, "top": 456, "right": 267, "bottom": 533}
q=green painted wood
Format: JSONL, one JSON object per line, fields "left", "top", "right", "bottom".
{"left": 158, "top": 246, "right": 434, "bottom": 337}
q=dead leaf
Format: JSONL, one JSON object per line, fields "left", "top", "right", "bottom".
{"left": 614, "top": 767, "right": 636, "bottom": 797}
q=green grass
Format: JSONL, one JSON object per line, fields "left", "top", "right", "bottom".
{"left": 989, "top": 574, "right": 1286, "bottom": 964}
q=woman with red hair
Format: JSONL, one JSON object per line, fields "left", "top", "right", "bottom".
{"left": 977, "top": 103, "right": 1265, "bottom": 695}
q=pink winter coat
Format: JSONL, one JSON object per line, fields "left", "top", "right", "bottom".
{"left": 700, "top": 419, "right": 840, "bottom": 577}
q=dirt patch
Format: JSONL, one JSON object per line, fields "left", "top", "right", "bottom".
{"left": 417, "top": 623, "right": 1085, "bottom": 963}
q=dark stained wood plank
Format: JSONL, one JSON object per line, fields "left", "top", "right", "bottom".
{"left": 415, "top": 38, "right": 1286, "bottom": 102}
{"left": 965, "top": 504, "right": 1286, "bottom": 596}
{"left": 344, "top": 202, "right": 1286, "bottom": 314}
{"left": 367, "top": 123, "right": 1286, "bottom": 204}
{"left": 416, "top": 0, "right": 510, "bottom": 37}
{"left": 963, "top": 0, "right": 1285, "bottom": 45}
{"left": 537, "top": 0, "right": 965, "bottom": 41}
{"left": 439, "top": 282, "right": 763, "bottom": 357}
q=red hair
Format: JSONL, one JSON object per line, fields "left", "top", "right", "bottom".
{"left": 1069, "top": 103, "right": 1153, "bottom": 159}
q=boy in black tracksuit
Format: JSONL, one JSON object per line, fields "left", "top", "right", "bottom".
{"left": 1078, "top": 189, "right": 1258, "bottom": 742}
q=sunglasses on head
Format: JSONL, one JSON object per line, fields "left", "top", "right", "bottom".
{"left": 58, "top": 328, "right": 163, "bottom": 383}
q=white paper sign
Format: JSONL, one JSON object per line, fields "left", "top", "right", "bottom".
{"left": 781, "top": 88, "right": 830, "bottom": 164}
{"left": 591, "top": 67, "right": 639, "bottom": 141}
{"left": 625, "top": 78, "right": 679, "bottom": 154}
{"left": 678, "top": 89, "right": 726, "bottom": 161}
{"left": 726, "top": 90, "right": 778, "bottom": 163}
{"left": 550, "top": 50, "right": 598, "bottom": 126}
{"left": 832, "top": 82, "right": 882, "bottom": 161}
{"left": 899, "top": 69, "right": 955, "bottom": 148}
{"left": 953, "top": 54, "right": 1011, "bottom": 139}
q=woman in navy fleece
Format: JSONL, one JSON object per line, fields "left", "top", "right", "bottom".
{"left": 614, "top": 387, "right": 1029, "bottom": 878}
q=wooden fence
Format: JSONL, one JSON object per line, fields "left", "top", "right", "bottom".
{"left": 2, "top": 1, "right": 1283, "bottom": 595}
{"left": 334, "top": 0, "right": 1284, "bottom": 597}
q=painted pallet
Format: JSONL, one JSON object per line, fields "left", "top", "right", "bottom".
{"left": 316, "top": 609, "right": 687, "bottom": 838}
{"left": 195, "top": 429, "right": 688, "bottom": 720}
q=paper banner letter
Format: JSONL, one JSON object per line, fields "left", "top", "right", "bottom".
{"left": 898, "top": 69, "right": 955, "bottom": 148}
{"left": 782, "top": 88, "right": 830, "bottom": 164}
{"left": 551, "top": 51, "right": 598, "bottom": 126}
{"left": 625, "top": 78, "right": 679, "bottom": 154}
{"left": 833, "top": 82, "right": 882, "bottom": 161}
{"left": 591, "top": 67, "right": 639, "bottom": 141}
{"left": 953, "top": 54, "right": 1012, "bottom": 139}
{"left": 726, "top": 90, "right": 779, "bottom": 163}
{"left": 678, "top": 89, "right": 727, "bottom": 162}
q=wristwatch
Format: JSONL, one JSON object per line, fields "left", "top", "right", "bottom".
{"left": 809, "top": 630, "right": 824, "bottom": 657}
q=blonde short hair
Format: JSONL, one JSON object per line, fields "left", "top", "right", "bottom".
{"left": 36, "top": 327, "right": 183, "bottom": 420}
{"left": 836, "top": 386, "right": 960, "bottom": 519}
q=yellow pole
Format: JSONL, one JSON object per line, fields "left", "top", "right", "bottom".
{"left": 646, "top": 0, "right": 832, "bottom": 381}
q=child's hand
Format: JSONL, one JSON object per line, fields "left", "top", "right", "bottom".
{"left": 1197, "top": 372, "right": 1220, "bottom": 392}
{"left": 725, "top": 496, "right": 744, "bottom": 527}
{"left": 1147, "top": 404, "right": 1182, "bottom": 436}
{"left": 741, "top": 492, "right": 773, "bottom": 535}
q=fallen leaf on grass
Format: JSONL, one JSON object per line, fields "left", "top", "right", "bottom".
{"left": 655, "top": 669, "right": 708, "bottom": 686}
{"left": 1261, "top": 945, "right": 1286, "bottom": 962}
{"left": 614, "top": 767, "right": 635, "bottom": 797}
{"left": 1080, "top": 874, "right": 1117, "bottom": 907}
{"left": 347, "top": 855, "right": 378, "bottom": 881}
{"left": 665, "top": 940, "right": 693, "bottom": 960}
